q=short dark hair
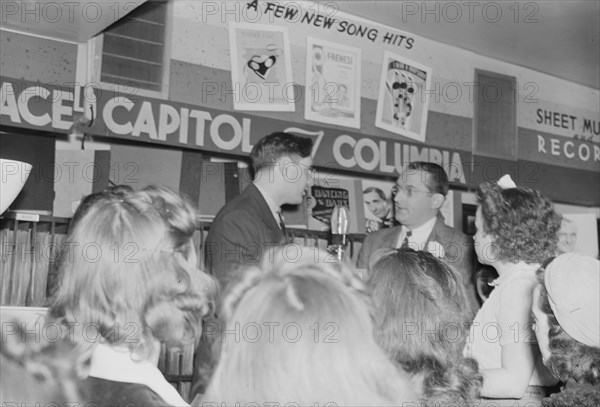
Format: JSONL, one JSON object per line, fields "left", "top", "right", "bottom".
{"left": 406, "top": 162, "right": 449, "bottom": 196}
{"left": 250, "top": 132, "right": 313, "bottom": 176}
{"left": 363, "top": 186, "right": 386, "bottom": 200}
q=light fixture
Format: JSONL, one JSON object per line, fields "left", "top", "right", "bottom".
{"left": 1, "top": 159, "right": 32, "bottom": 214}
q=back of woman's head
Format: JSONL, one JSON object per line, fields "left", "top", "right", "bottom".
{"left": 69, "top": 184, "right": 134, "bottom": 232}
{"left": 369, "top": 249, "right": 470, "bottom": 364}
{"left": 477, "top": 181, "right": 561, "bottom": 263}
{"left": 368, "top": 249, "right": 482, "bottom": 404}
{"left": 204, "top": 247, "right": 417, "bottom": 406}
{"left": 536, "top": 253, "right": 600, "bottom": 385}
{"left": 50, "top": 185, "right": 216, "bottom": 357}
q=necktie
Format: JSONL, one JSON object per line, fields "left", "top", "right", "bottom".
{"left": 277, "top": 210, "right": 288, "bottom": 240}
{"left": 400, "top": 230, "right": 412, "bottom": 249}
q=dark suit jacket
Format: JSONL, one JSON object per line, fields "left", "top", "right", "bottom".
{"left": 193, "top": 184, "right": 286, "bottom": 398}
{"left": 204, "top": 183, "right": 285, "bottom": 290}
{"left": 81, "top": 377, "right": 166, "bottom": 407}
{"left": 357, "top": 216, "right": 480, "bottom": 316}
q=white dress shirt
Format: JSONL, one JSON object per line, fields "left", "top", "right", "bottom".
{"left": 395, "top": 216, "right": 437, "bottom": 250}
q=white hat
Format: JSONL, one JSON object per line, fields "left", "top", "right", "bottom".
{"left": 545, "top": 252, "right": 600, "bottom": 348}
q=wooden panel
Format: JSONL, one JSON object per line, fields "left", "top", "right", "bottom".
{"left": 475, "top": 70, "right": 517, "bottom": 159}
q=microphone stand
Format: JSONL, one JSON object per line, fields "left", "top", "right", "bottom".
{"left": 329, "top": 205, "right": 349, "bottom": 262}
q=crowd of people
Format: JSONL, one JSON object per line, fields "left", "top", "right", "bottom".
{"left": 1, "top": 132, "right": 599, "bottom": 407}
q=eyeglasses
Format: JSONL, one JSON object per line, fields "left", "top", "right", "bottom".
{"left": 302, "top": 165, "right": 316, "bottom": 177}
{"left": 392, "top": 184, "right": 431, "bottom": 198}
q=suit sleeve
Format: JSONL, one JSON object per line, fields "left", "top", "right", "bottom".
{"left": 444, "top": 231, "right": 480, "bottom": 318}
{"left": 356, "top": 233, "right": 375, "bottom": 269}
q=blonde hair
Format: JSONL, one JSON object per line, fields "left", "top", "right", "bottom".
{"left": 204, "top": 247, "right": 417, "bottom": 406}
{"left": 50, "top": 186, "right": 216, "bottom": 359}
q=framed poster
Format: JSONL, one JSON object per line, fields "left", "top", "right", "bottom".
{"left": 558, "top": 213, "right": 599, "bottom": 258}
{"left": 361, "top": 179, "right": 397, "bottom": 234}
{"left": 304, "top": 37, "right": 361, "bottom": 129}
{"left": 229, "top": 23, "right": 294, "bottom": 111}
{"left": 375, "top": 51, "right": 432, "bottom": 142}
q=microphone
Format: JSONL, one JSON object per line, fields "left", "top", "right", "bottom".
{"left": 330, "top": 205, "right": 350, "bottom": 261}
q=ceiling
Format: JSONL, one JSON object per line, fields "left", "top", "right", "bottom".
{"left": 1, "top": 0, "right": 598, "bottom": 89}
{"left": 328, "top": 0, "right": 600, "bottom": 90}
{"left": 0, "top": 0, "right": 146, "bottom": 43}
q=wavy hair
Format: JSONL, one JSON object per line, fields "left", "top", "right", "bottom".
{"left": 249, "top": 132, "right": 313, "bottom": 178}
{"left": 203, "top": 247, "right": 418, "bottom": 406}
{"left": 368, "top": 249, "right": 483, "bottom": 406}
{"left": 476, "top": 181, "right": 561, "bottom": 264}
{"left": 535, "top": 269, "right": 600, "bottom": 385}
{"left": 50, "top": 186, "right": 217, "bottom": 360}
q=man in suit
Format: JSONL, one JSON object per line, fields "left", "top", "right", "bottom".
{"left": 357, "top": 161, "right": 480, "bottom": 315}
{"left": 192, "top": 132, "right": 314, "bottom": 398}
{"left": 203, "top": 131, "right": 314, "bottom": 288}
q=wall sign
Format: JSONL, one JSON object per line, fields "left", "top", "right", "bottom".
{"left": 534, "top": 108, "right": 599, "bottom": 142}
{"left": 0, "top": 76, "right": 470, "bottom": 185}
{"left": 519, "top": 128, "right": 600, "bottom": 172}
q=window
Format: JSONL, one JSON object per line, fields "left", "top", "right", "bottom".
{"left": 95, "top": 1, "right": 171, "bottom": 97}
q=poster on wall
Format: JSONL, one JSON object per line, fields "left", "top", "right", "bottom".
{"left": 361, "top": 179, "right": 397, "bottom": 234}
{"left": 304, "top": 37, "right": 361, "bottom": 129}
{"left": 228, "top": 23, "right": 294, "bottom": 111}
{"left": 307, "top": 173, "right": 366, "bottom": 234}
{"left": 557, "top": 213, "right": 599, "bottom": 258}
{"left": 375, "top": 51, "right": 432, "bottom": 142}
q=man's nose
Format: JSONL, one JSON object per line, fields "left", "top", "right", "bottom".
{"left": 394, "top": 191, "right": 406, "bottom": 203}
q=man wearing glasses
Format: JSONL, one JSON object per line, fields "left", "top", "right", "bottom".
{"left": 357, "top": 161, "right": 479, "bottom": 315}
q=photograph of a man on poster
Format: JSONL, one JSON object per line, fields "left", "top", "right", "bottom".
{"left": 363, "top": 185, "right": 397, "bottom": 233}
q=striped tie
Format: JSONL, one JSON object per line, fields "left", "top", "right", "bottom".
{"left": 400, "top": 230, "right": 412, "bottom": 249}
{"left": 278, "top": 210, "right": 288, "bottom": 240}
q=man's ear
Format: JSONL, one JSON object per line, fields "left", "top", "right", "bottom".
{"left": 273, "top": 156, "right": 290, "bottom": 179}
{"left": 430, "top": 193, "right": 445, "bottom": 210}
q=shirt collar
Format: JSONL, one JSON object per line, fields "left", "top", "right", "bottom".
{"left": 489, "top": 262, "right": 540, "bottom": 287}
{"left": 88, "top": 344, "right": 189, "bottom": 406}
{"left": 254, "top": 182, "right": 281, "bottom": 221}
{"left": 405, "top": 216, "right": 437, "bottom": 244}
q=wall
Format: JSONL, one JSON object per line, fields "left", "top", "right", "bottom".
{"left": 0, "top": 31, "right": 77, "bottom": 83}
{"left": 1, "top": 0, "right": 598, "bottom": 206}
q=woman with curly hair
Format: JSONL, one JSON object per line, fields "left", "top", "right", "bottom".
{"left": 50, "top": 185, "right": 217, "bottom": 406}
{"left": 532, "top": 253, "right": 600, "bottom": 407}
{"left": 368, "top": 248, "right": 483, "bottom": 406}
{"left": 202, "top": 247, "right": 418, "bottom": 406}
{"left": 464, "top": 175, "right": 561, "bottom": 405}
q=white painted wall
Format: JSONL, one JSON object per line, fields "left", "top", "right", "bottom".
{"left": 171, "top": 0, "right": 599, "bottom": 141}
